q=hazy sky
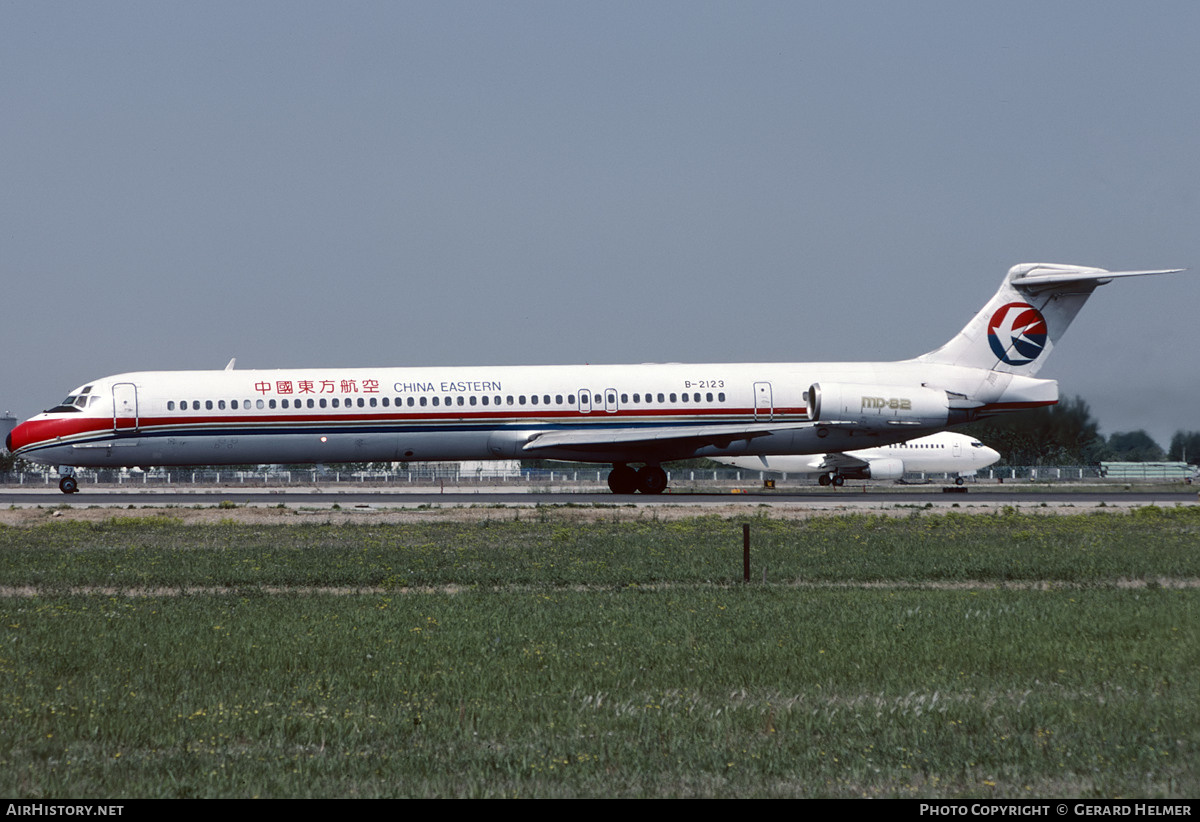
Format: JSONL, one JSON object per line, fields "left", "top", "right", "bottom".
{"left": 4, "top": 2, "right": 1198, "bottom": 447}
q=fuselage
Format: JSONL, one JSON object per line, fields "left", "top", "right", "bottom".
{"left": 6, "top": 359, "right": 1024, "bottom": 469}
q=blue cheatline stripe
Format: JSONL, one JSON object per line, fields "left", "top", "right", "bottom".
{"left": 35, "top": 414, "right": 768, "bottom": 450}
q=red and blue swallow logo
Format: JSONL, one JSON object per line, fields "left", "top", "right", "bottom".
{"left": 988, "top": 302, "right": 1047, "bottom": 365}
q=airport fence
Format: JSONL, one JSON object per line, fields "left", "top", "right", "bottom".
{"left": 2, "top": 464, "right": 1195, "bottom": 488}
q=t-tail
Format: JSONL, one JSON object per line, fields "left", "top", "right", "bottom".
{"left": 916, "top": 263, "right": 1183, "bottom": 376}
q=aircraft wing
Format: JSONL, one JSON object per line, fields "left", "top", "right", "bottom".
{"left": 806, "top": 452, "right": 871, "bottom": 473}
{"left": 522, "top": 421, "right": 823, "bottom": 454}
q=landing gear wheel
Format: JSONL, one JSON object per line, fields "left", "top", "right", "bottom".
{"left": 818, "top": 474, "right": 832, "bottom": 487}
{"left": 59, "top": 476, "right": 79, "bottom": 495}
{"left": 635, "top": 465, "right": 668, "bottom": 495}
{"left": 832, "top": 475, "right": 845, "bottom": 487}
{"left": 607, "top": 464, "right": 638, "bottom": 495}
{"left": 955, "top": 476, "right": 965, "bottom": 486}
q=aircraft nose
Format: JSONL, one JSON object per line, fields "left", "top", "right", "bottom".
{"left": 6, "top": 421, "right": 24, "bottom": 454}
{"left": 6, "top": 419, "right": 34, "bottom": 455}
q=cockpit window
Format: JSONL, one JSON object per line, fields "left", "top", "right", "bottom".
{"left": 46, "top": 385, "right": 95, "bottom": 413}
{"left": 46, "top": 399, "right": 83, "bottom": 413}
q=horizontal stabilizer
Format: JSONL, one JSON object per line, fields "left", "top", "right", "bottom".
{"left": 1011, "top": 266, "right": 1184, "bottom": 289}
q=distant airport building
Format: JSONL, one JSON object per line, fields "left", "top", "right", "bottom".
{"left": 1, "top": 412, "right": 16, "bottom": 450}
{"left": 1099, "top": 461, "right": 1196, "bottom": 480}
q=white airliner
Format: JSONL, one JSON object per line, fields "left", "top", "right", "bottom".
{"left": 712, "top": 431, "right": 1001, "bottom": 486}
{"left": 7, "top": 263, "right": 1181, "bottom": 495}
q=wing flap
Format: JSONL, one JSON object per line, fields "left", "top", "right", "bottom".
{"left": 522, "top": 421, "right": 819, "bottom": 453}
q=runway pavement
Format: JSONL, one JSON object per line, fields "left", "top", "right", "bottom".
{"left": 2, "top": 483, "right": 1196, "bottom": 510}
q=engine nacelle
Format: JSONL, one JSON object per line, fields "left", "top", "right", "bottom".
{"left": 862, "top": 457, "right": 904, "bottom": 480}
{"left": 807, "top": 382, "right": 952, "bottom": 430}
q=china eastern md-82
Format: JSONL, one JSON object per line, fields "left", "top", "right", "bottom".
{"left": 7, "top": 263, "right": 1181, "bottom": 494}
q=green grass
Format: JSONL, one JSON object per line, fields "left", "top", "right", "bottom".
{"left": 0, "top": 507, "right": 1197, "bottom": 797}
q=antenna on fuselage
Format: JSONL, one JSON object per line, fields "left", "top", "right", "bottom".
{"left": 224, "top": 358, "right": 237, "bottom": 371}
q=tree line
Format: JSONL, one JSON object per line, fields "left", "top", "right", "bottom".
{"left": 959, "top": 396, "right": 1200, "bottom": 466}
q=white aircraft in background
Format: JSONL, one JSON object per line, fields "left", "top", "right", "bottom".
{"left": 712, "top": 431, "right": 1001, "bottom": 486}
{"left": 7, "top": 263, "right": 1180, "bottom": 494}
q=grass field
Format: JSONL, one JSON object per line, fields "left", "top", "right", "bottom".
{"left": 1, "top": 505, "right": 1197, "bottom": 797}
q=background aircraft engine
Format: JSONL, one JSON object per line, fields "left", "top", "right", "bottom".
{"left": 863, "top": 457, "right": 904, "bottom": 480}
{"left": 807, "top": 382, "right": 952, "bottom": 430}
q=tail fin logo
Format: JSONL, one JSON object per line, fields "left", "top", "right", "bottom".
{"left": 987, "top": 302, "right": 1048, "bottom": 365}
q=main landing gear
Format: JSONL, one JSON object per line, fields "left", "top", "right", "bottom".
{"left": 817, "top": 473, "right": 845, "bottom": 487}
{"left": 607, "top": 464, "right": 668, "bottom": 495}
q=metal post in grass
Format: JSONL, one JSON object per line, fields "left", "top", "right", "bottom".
{"left": 743, "top": 523, "right": 750, "bottom": 582}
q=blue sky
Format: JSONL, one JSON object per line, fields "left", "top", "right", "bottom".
{"left": 3, "top": 2, "right": 1198, "bottom": 446}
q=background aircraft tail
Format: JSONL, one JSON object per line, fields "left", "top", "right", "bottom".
{"left": 915, "top": 263, "right": 1181, "bottom": 377}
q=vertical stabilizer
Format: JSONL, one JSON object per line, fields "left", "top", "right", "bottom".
{"left": 915, "top": 263, "right": 1182, "bottom": 377}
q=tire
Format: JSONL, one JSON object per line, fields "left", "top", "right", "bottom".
{"left": 636, "top": 465, "right": 668, "bottom": 495}
{"left": 607, "top": 464, "right": 638, "bottom": 495}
